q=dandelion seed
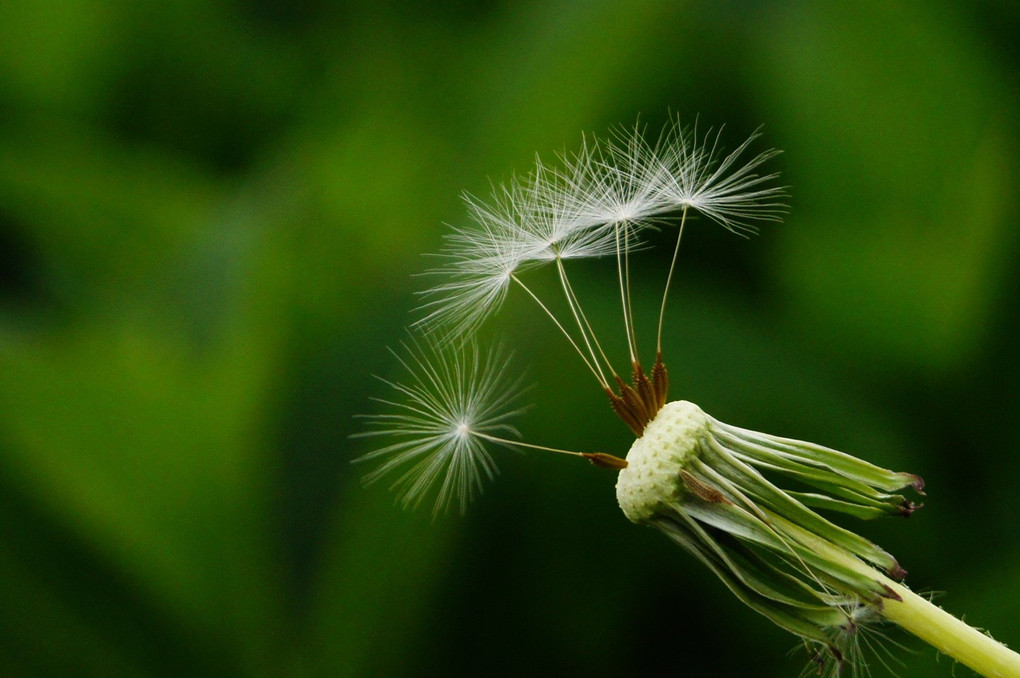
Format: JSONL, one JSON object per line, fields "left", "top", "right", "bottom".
{"left": 415, "top": 219, "right": 533, "bottom": 339}
{"left": 415, "top": 117, "right": 784, "bottom": 339}
{"left": 353, "top": 336, "right": 626, "bottom": 515}
{"left": 799, "top": 602, "right": 910, "bottom": 678}
{"left": 557, "top": 126, "right": 672, "bottom": 227}
{"left": 656, "top": 118, "right": 788, "bottom": 235}
{"left": 352, "top": 337, "right": 528, "bottom": 515}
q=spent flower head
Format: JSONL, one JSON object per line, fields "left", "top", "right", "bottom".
{"left": 349, "top": 117, "right": 1016, "bottom": 677}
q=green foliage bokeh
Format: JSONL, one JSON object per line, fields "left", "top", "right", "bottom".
{"left": 1, "top": 1, "right": 1018, "bottom": 676}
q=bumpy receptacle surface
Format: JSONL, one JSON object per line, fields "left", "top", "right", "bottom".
{"left": 615, "top": 400, "right": 709, "bottom": 523}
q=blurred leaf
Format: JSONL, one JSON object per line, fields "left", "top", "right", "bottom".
{"left": 0, "top": 313, "right": 282, "bottom": 673}
{"left": 757, "top": 0, "right": 1019, "bottom": 373}
{"left": 0, "top": 2, "right": 1016, "bottom": 677}
{"left": 0, "top": 119, "right": 219, "bottom": 306}
{"left": 285, "top": 487, "right": 456, "bottom": 677}
{"left": 0, "top": 0, "right": 123, "bottom": 115}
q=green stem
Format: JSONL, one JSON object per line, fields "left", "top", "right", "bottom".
{"left": 771, "top": 513, "right": 1020, "bottom": 675}
{"left": 881, "top": 581, "right": 1020, "bottom": 678}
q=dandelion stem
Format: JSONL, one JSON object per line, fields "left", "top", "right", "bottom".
{"left": 623, "top": 224, "right": 641, "bottom": 364}
{"left": 510, "top": 275, "right": 608, "bottom": 389}
{"left": 556, "top": 259, "right": 618, "bottom": 379}
{"left": 776, "top": 509, "right": 1020, "bottom": 676}
{"left": 616, "top": 224, "right": 637, "bottom": 364}
{"left": 473, "top": 432, "right": 628, "bottom": 469}
{"left": 473, "top": 431, "right": 583, "bottom": 457}
{"left": 554, "top": 259, "right": 609, "bottom": 385}
{"left": 880, "top": 581, "right": 1020, "bottom": 678}
{"left": 656, "top": 206, "right": 688, "bottom": 355}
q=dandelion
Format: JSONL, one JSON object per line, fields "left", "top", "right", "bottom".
{"left": 353, "top": 337, "right": 627, "bottom": 516}
{"left": 355, "top": 117, "right": 1020, "bottom": 676}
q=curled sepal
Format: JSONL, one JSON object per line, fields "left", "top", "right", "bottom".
{"left": 696, "top": 440, "right": 907, "bottom": 579}
{"left": 710, "top": 421, "right": 924, "bottom": 498}
{"left": 654, "top": 512, "right": 849, "bottom": 645}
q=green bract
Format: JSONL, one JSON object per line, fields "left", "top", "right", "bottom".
{"left": 617, "top": 401, "right": 923, "bottom": 661}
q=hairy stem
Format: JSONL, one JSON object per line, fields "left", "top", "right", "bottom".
{"left": 880, "top": 581, "right": 1020, "bottom": 678}
{"left": 769, "top": 508, "right": 1020, "bottom": 674}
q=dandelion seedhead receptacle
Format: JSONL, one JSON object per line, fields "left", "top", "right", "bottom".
{"left": 354, "top": 115, "right": 1020, "bottom": 677}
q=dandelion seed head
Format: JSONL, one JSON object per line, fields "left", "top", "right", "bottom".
{"left": 656, "top": 118, "right": 788, "bottom": 235}
{"left": 556, "top": 130, "right": 672, "bottom": 229}
{"left": 352, "top": 336, "right": 529, "bottom": 516}
{"left": 414, "top": 216, "right": 534, "bottom": 338}
{"left": 415, "top": 116, "right": 786, "bottom": 338}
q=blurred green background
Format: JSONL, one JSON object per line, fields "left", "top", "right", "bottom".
{"left": 1, "top": 1, "right": 1018, "bottom": 676}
